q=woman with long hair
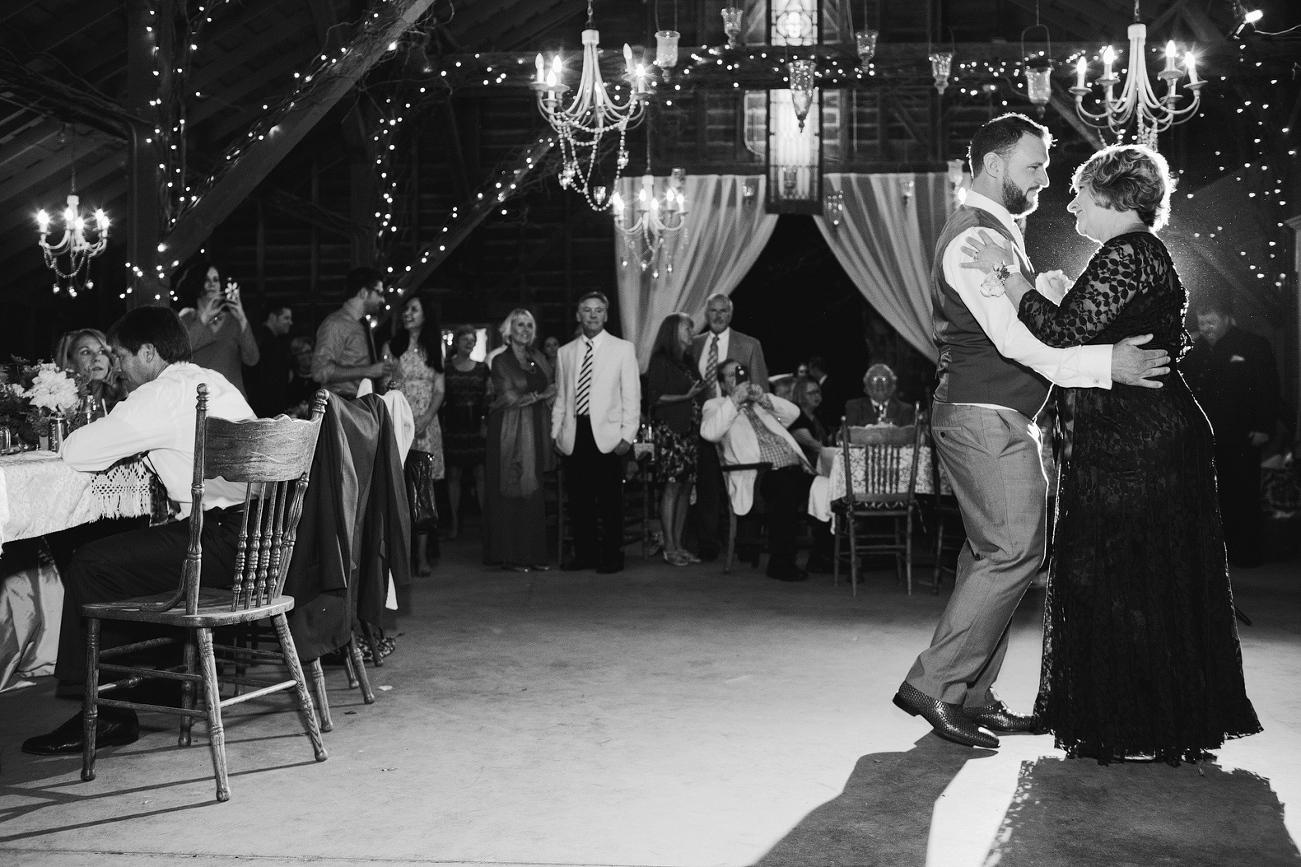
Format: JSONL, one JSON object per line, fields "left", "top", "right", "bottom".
{"left": 787, "top": 376, "right": 828, "bottom": 465}
{"left": 383, "top": 294, "right": 446, "bottom": 575}
{"left": 483, "top": 308, "right": 555, "bottom": 571}
{"left": 443, "top": 324, "right": 490, "bottom": 539}
{"left": 644, "top": 313, "right": 705, "bottom": 566}
{"left": 174, "top": 260, "right": 259, "bottom": 397}
{"left": 54, "top": 328, "right": 127, "bottom": 412}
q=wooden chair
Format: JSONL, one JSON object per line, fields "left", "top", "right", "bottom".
{"left": 81, "top": 385, "right": 328, "bottom": 802}
{"left": 716, "top": 444, "right": 770, "bottom": 573}
{"left": 831, "top": 420, "right": 922, "bottom": 595}
{"left": 922, "top": 436, "right": 963, "bottom": 594}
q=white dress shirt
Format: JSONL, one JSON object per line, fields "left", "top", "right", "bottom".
{"left": 698, "top": 328, "right": 731, "bottom": 398}
{"left": 61, "top": 362, "right": 255, "bottom": 518}
{"left": 942, "top": 190, "right": 1112, "bottom": 410}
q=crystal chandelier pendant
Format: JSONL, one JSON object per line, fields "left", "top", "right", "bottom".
{"left": 788, "top": 59, "right": 817, "bottom": 132}
{"left": 612, "top": 168, "right": 688, "bottom": 273}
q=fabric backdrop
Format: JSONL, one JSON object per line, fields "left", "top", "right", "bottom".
{"left": 616, "top": 175, "right": 778, "bottom": 368}
{"left": 812, "top": 172, "right": 954, "bottom": 363}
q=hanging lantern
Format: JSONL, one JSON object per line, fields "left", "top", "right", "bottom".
{"left": 855, "top": 29, "right": 878, "bottom": 69}
{"left": 929, "top": 52, "right": 953, "bottom": 94}
{"left": 788, "top": 59, "right": 817, "bottom": 132}
{"left": 721, "top": 7, "right": 743, "bottom": 49}
{"left": 655, "top": 30, "right": 680, "bottom": 77}
{"left": 1025, "top": 62, "right": 1053, "bottom": 108}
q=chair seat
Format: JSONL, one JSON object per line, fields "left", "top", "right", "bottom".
{"left": 82, "top": 589, "right": 295, "bottom": 627}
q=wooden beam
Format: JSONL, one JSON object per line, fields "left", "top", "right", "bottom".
{"left": 24, "top": 4, "right": 121, "bottom": 55}
{"left": 189, "top": 43, "right": 319, "bottom": 129}
{"left": 885, "top": 94, "right": 931, "bottom": 153}
{"left": 498, "top": 4, "right": 588, "bottom": 52}
{"left": 393, "top": 135, "right": 554, "bottom": 293}
{"left": 125, "top": 0, "right": 165, "bottom": 304}
{"left": 1047, "top": 87, "right": 1106, "bottom": 150}
{"left": 0, "top": 56, "right": 137, "bottom": 139}
{"left": 156, "top": 0, "right": 440, "bottom": 279}
{"left": 256, "top": 186, "right": 368, "bottom": 244}
{"left": 0, "top": 119, "right": 58, "bottom": 174}
{"left": 441, "top": 101, "right": 472, "bottom": 201}
{"left": 191, "top": 19, "right": 301, "bottom": 95}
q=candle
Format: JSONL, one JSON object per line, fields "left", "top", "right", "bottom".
{"left": 1185, "top": 51, "right": 1199, "bottom": 84}
{"left": 623, "top": 43, "right": 634, "bottom": 78}
{"left": 36, "top": 209, "right": 49, "bottom": 233}
{"left": 535, "top": 53, "right": 544, "bottom": 84}
{"left": 1075, "top": 56, "right": 1088, "bottom": 89}
{"left": 1102, "top": 46, "right": 1115, "bottom": 78}
{"left": 634, "top": 62, "right": 646, "bottom": 93}
{"left": 1164, "top": 41, "right": 1177, "bottom": 73}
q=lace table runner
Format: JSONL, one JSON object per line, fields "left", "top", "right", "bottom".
{"left": 0, "top": 452, "right": 155, "bottom": 552}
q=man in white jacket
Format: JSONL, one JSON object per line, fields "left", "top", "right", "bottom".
{"left": 701, "top": 359, "right": 823, "bottom": 581}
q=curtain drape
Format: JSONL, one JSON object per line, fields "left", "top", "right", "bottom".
{"left": 812, "top": 172, "right": 953, "bottom": 362}
{"left": 616, "top": 175, "right": 778, "bottom": 367}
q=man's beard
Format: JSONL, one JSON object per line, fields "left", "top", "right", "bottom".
{"left": 1002, "top": 177, "right": 1040, "bottom": 217}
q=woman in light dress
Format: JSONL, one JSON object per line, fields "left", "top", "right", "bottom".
{"left": 383, "top": 294, "right": 445, "bottom": 575}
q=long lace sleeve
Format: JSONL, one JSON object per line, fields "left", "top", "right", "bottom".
{"left": 1019, "top": 238, "right": 1149, "bottom": 348}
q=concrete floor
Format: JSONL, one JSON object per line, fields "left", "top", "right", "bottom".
{"left": 1, "top": 538, "right": 1298, "bottom": 867}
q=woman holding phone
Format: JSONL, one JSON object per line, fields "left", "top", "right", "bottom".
{"left": 176, "top": 260, "right": 260, "bottom": 398}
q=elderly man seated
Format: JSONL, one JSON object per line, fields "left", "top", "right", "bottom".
{"left": 843, "top": 363, "right": 916, "bottom": 428}
{"left": 701, "top": 360, "right": 830, "bottom": 581}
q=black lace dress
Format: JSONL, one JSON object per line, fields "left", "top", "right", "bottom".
{"left": 1019, "top": 231, "right": 1260, "bottom": 765}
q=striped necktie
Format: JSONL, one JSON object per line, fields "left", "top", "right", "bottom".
{"left": 705, "top": 334, "right": 719, "bottom": 394}
{"left": 575, "top": 339, "right": 594, "bottom": 416}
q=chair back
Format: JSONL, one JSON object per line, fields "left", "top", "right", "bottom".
{"left": 181, "top": 385, "right": 329, "bottom": 615}
{"left": 837, "top": 418, "right": 921, "bottom": 506}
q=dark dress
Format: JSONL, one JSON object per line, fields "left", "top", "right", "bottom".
{"left": 483, "top": 349, "right": 553, "bottom": 567}
{"left": 1019, "top": 231, "right": 1260, "bottom": 765}
{"left": 443, "top": 359, "right": 490, "bottom": 468}
{"left": 645, "top": 353, "right": 700, "bottom": 485}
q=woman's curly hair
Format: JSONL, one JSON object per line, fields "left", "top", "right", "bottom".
{"left": 1071, "top": 144, "right": 1175, "bottom": 230}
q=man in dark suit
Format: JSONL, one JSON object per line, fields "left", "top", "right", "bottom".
{"left": 244, "top": 305, "right": 294, "bottom": 417}
{"left": 691, "top": 292, "right": 770, "bottom": 561}
{"left": 1184, "top": 295, "right": 1281, "bottom": 567}
{"left": 843, "top": 364, "right": 917, "bottom": 428}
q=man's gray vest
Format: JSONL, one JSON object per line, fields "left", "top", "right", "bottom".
{"left": 930, "top": 205, "right": 1050, "bottom": 417}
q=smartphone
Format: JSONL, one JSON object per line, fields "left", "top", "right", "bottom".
{"left": 223, "top": 281, "right": 239, "bottom": 302}
{"left": 733, "top": 364, "right": 750, "bottom": 385}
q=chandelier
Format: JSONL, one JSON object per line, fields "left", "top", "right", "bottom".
{"left": 1070, "top": 1, "right": 1204, "bottom": 149}
{"left": 532, "top": 0, "right": 649, "bottom": 211}
{"left": 36, "top": 169, "right": 109, "bottom": 297}
{"left": 611, "top": 168, "right": 687, "bottom": 272}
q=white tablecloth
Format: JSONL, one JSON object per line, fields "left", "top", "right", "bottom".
{"left": 0, "top": 451, "right": 155, "bottom": 691}
{"left": 807, "top": 444, "right": 943, "bottom": 523}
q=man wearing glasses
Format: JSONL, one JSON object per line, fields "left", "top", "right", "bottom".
{"left": 311, "top": 267, "right": 395, "bottom": 398}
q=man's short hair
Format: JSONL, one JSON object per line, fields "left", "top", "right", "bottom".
{"left": 705, "top": 292, "right": 733, "bottom": 311}
{"left": 107, "top": 306, "right": 192, "bottom": 364}
{"left": 264, "top": 305, "right": 291, "bottom": 319}
{"left": 968, "top": 113, "right": 1052, "bottom": 178}
{"left": 346, "top": 267, "right": 384, "bottom": 296}
{"left": 717, "top": 358, "right": 741, "bottom": 378}
{"left": 807, "top": 356, "right": 827, "bottom": 374}
{"left": 864, "top": 362, "right": 897, "bottom": 383}
{"left": 1193, "top": 294, "right": 1235, "bottom": 318}
{"left": 576, "top": 291, "right": 609, "bottom": 309}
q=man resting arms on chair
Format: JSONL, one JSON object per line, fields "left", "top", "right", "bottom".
{"left": 701, "top": 359, "right": 829, "bottom": 582}
{"left": 23, "top": 307, "right": 255, "bottom": 756}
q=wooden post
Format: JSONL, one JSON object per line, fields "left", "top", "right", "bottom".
{"left": 125, "top": 0, "right": 167, "bottom": 306}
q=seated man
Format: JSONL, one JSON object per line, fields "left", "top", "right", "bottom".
{"left": 843, "top": 363, "right": 916, "bottom": 428}
{"left": 23, "top": 306, "right": 255, "bottom": 756}
{"left": 701, "top": 360, "right": 828, "bottom": 581}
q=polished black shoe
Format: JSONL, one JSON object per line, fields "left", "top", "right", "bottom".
{"left": 22, "top": 710, "right": 140, "bottom": 756}
{"left": 560, "top": 557, "right": 597, "bottom": 571}
{"left": 962, "top": 700, "right": 1036, "bottom": 733}
{"left": 892, "top": 683, "right": 999, "bottom": 749}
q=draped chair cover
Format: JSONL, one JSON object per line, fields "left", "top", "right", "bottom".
{"left": 813, "top": 173, "right": 954, "bottom": 363}
{"left": 616, "top": 175, "right": 778, "bottom": 368}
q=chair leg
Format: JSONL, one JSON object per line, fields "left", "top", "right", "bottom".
{"left": 271, "top": 614, "right": 328, "bottom": 763}
{"left": 308, "top": 658, "right": 333, "bottom": 732}
{"left": 343, "top": 648, "right": 358, "bottom": 688}
{"left": 905, "top": 510, "right": 914, "bottom": 596}
{"left": 848, "top": 514, "right": 859, "bottom": 597}
{"left": 195, "top": 628, "right": 231, "bottom": 802}
{"left": 724, "top": 509, "right": 736, "bottom": 574}
{"left": 349, "top": 636, "right": 376, "bottom": 704}
{"left": 180, "top": 636, "right": 197, "bottom": 747}
{"left": 81, "top": 618, "right": 101, "bottom": 783}
{"left": 832, "top": 517, "right": 841, "bottom": 587}
{"left": 359, "top": 620, "right": 384, "bottom": 668}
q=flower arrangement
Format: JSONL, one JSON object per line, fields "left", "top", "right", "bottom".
{"left": 25, "top": 362, "right": 81, "bottom": 415}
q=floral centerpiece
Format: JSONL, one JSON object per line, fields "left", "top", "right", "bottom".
{"left": 0, "top": 360, "right": 80, "bottom": 446}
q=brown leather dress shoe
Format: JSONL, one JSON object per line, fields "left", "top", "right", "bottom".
{"left": 893, "top": 683, "right": 999, "bottom": 749}
{"left": 22, "top": 710, "right": 139, "bottom": 756}
{"left": 962, "top": 700, "right": 1036, "bottom": 732}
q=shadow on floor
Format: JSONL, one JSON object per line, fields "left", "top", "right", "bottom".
{"left": 984, "top": 756, "right": 1301, "bottom": 866}
{"left": 752, "top": 734, "right": 995, "bottom": 867}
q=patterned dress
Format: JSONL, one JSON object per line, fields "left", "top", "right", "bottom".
{"left": 442, "top": 358, "right": 489, "bottom": 468}
{"left": 1021, "top": 231, "right": 1260, "bottom": 765}
{"left": 391, "top": 345, "right": 445, "bottom": 480}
